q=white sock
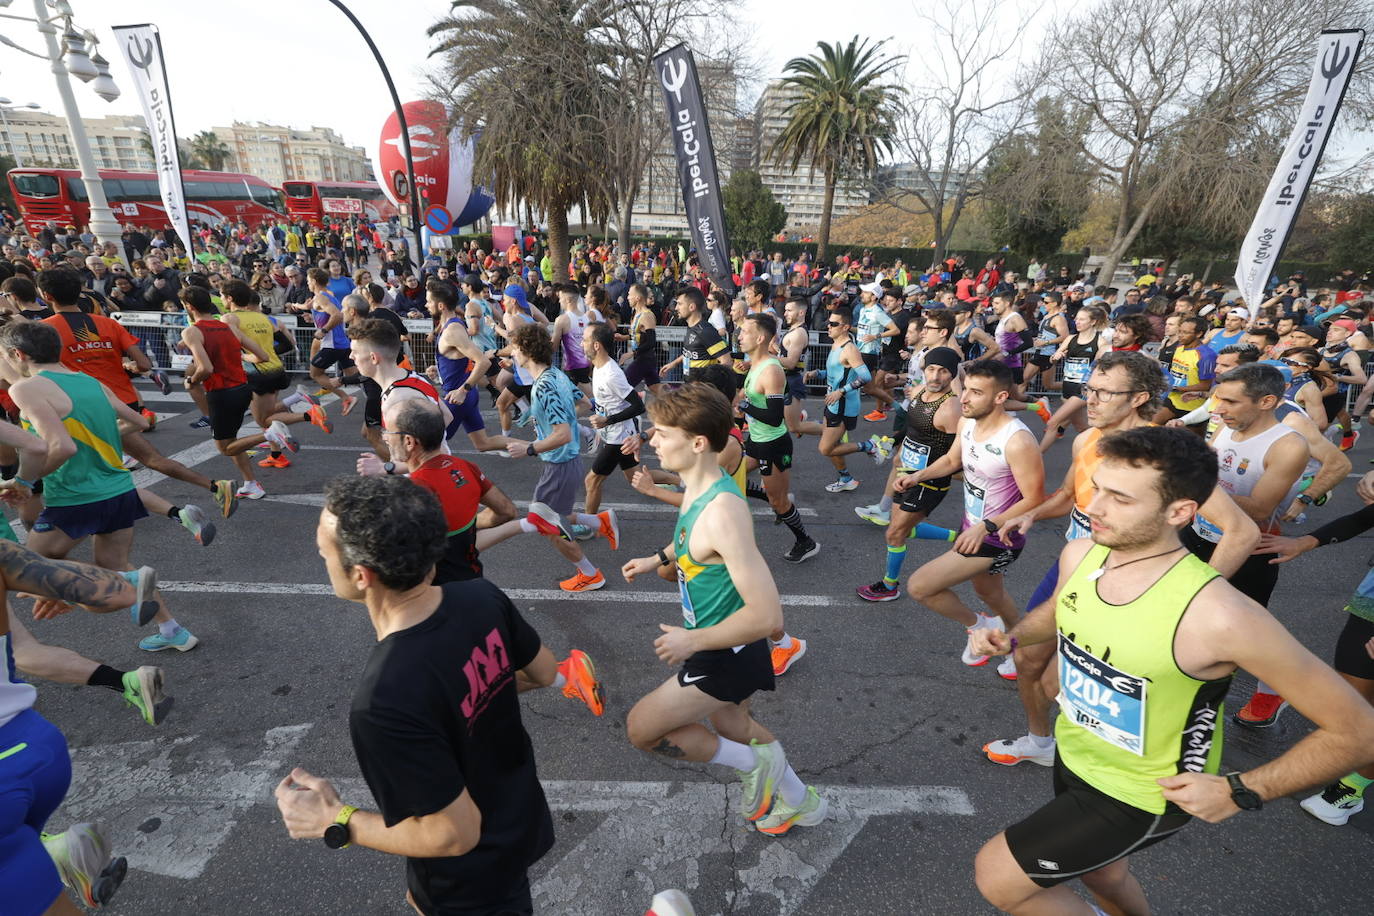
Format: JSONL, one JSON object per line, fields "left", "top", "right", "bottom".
{"left": 1254, "top": 680, "right": 1278, "bottom": 696}
{"left": 572, "top": 513, "right": 601, "bottom": 529}
{"left": 778, "top": 764, "right": 807, "bottom": 807}
{"left": 158, "top": 619, "right": 180, "bottom": 638}
{"left": 774, "top": 634, "right": 794, "bottom": 650}
{"left": 1028, "top": 733, "right": 1055, "bottom": 748}
{"left": 574, "top": 557, "right": 597, "bottom": 577}
{"left": 708, "top": 737, "right": 757, "bottom": 771}
{"left": 280, "top": 391, "right": 305, "bottom": 409}
{"left": 501, "top": 428, "right": 512, "bottom": 437}
{"left": 878, "top": 494, "right": 893, "bottom": 512}
{"left": 553, "top": 672, "right": 567, "bottom": 688}
{"left": 518, "top": 519, "right": 538, "bottom": 534}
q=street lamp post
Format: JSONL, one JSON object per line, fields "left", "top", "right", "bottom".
{"left": 0, "top": 98, "right": 42, "bottom": 166}
{"left": 0, "top": 0, "right": 124, "bottom": 259}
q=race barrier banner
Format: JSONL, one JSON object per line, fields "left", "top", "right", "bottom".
{"left": 113, "top": 23, "right": 194, "bottom": 253}
{"left": 1235, "top": 28, "right": 1365, "bottom": 309}
{"left": 654, "top": 44, "right": 736, "bottom": 295}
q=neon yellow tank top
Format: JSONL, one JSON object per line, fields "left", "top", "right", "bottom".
{"left": 232, "top": 310, "right": 283, "bottom": 374}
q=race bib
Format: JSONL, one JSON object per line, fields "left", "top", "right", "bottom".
{"left": 964, "top": 480, "right": 986, "bottom": 522}
{"left": 1064, "top": 357, "right": 1090, "bottom": 383}
{"left": 1193, "top": 513, "right": 1222, "bottom": 543}
{"left": 1066, "top": 506, "right": 1091, "bottom": 540}
{"left": 899, "top": 440, "right": 930, "bottom": 472}
{"left": 677, "top": 566, "right": 697, "bottom": 628}
{"left": 1057, "top": 634, "right": 1147, "bottom": 756}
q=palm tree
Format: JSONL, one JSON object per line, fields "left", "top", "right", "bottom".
{"left": 189, "top": 131, "right": 231, "bottom": 172}
{"left": 428, "top": 0, "right": 617, "bottom": 278}
{"left": 770, "top": 38, "right": 902, "bottom": 265}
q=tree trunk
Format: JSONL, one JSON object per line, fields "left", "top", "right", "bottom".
{"left": 547, "top": 202, "right": 571, "bottom": 282}
{"left": 1200, "top": 257, "right": 1216, "bottom": 283}
{"left": 617, "top": 192, "right": 635, "bottom": 257}
{"left": 816, "top": 162, "right": 836, "bottom": 267}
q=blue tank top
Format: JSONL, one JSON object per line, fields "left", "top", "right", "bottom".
{"left": 473, "top": 298, "right": 499, "bottom": 352}
{"left": 1209, "top": 328, "right": 1244, "bottom": 351}
{"left": 312, "top": 290, "right": 350, "bottom": 348}
{"left": 436, "top": 317, "right": 472, "bottom": 393}
{"left": 826, "top": 342, "right": 859, "bottom": 416}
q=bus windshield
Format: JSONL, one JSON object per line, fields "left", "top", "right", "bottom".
{"left": 11, "top": 173, "right": 61, "bottom": 198}
{"left": 283, "top": 183, "right": 315, "bottom": 199}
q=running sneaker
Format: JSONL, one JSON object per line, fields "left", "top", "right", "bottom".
{"left": 854, "top": 503, "right": 890, "bottom": 526}
{"left": 869, "top": 435, "right": 894, "bottom": 465}
{"left": 339, "top": 393, "right": 358, "bottom": 416}
{"left": 647, "top": 889, "right": 697, "bottom": 916}
{"left": 559, "top": 570, "right": 606, "bottom": 592}
{"left": 755, "top": 785, "right": 828, "bottom": 836}
{"left": 122, "top": 666, "right": 173, "bottom": 726}
{"left": 597, "top": 509, "right": 620, "bottom": 550}
{"left": 41, "top": 824, "right": 127, "bottom": 908}
{"left": 739, "top": 740, "right": 787, "bottom": 821}
{"left": 189, "top": 415, "right": 211, "bottom": 429}
{"left": 863, "top": 408, "right": 888, "bottom": 422}
{"left": 313, "top": 387, "right": 331, "bottom": 399}
{"left": 212, "top": 480, "right": 239, "bottom": 519}
{"left": 266, "top": 421, "right": 299, "bottom": 454}
{"left": 119, "top": 566, "right": 158, "bottom": 626}
{"left": 139, "top": 627, "right": 199, "bottom": 652}
{"left": 177, "top": 504, "right": 216, "bottom": 546}
{"left": 139, "top": 407, "right": 158, "bottom": 430}
{"left": 148, "top": 369, "right": 172, "bottom": 395}
{"left": 1342, "top": 430, "right": 1360, "bottom": 451}
{"left": 962, "top": 615, "right": 1004, "bottom": 667}
{"left": 857, "top": 580, "right": 900, "bottom": 602}
{"left": 517, "top": 408, "right": 536, "bottom": 428}
{"left": 258, "top": 454, "right": 291, "bottom": 469}
{"left": 306, "top": 403, "right": 333, "bottom": 434}
{"left": 569, "top": 523, "right": 595, "bottom": 541}
{"left": 557, "top": 649, "right": 605, "bottom": 716}
{"left": 236, "top": 480, "right": 267, "bottom": 500}
{"left": 526, "top": 502, "right": 573, "bottom": 540}
{"left": 295, "top": 387, "right": 321, "bottom": 408}
{"left": 783, "top": 538, "right": 820, "bottom": 563}
{"left": 581, "top": 424, "right": 598, "bottom": 454}
{"left": 825, "top": 475, "right": 858, "bottom": 493}
{"left": 1300, "top": 780, "right": 1366, "bottom": 826}
{"left": 997, "top": 656, "right": 1018, "bottom": 681}
{"left": 1232, "top": 691, "right": 1288, "bottom": 728}
{"left": 983, "top": 735, "right": 1055, "bottom": 767}
{"left": 1032, "top": 398, "right": 1052, "bottom": 424}
{"left": 770, "top": 637, "right": 807, "bottom": 676}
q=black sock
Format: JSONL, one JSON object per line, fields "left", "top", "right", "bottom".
{"left": 777, "top": 505, "right": 811, "bottom": 543}
{"left": 0, "top": 463, "right": 16, "bottom": 480}
{"left": 166, "top": 505, "right": 180, "bottom": 520}
{"left": 87, "top": 664, "right": 125, "bottom": 692}
{"left": 301, "top": 411, "right": 311, "bottom": 421}
{"left": 744, "top": 481, "right": 769, "bottom": 502}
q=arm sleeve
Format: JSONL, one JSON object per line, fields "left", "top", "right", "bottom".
{"left": 1006, "top": 327, "right": 1037, "bottom": 356}
{"left": 850, "top": 361, "right": 872, "bottom": 386}
{"left": 740, "top": 393, "right": 785, "bottom": 425}
{"left": 1308, "top": 502, "right": 1374, "bottom": 545}
{"left": 604, "top": 388, "right": 645, "bottom": 424}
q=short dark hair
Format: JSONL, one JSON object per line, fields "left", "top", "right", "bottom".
{"left": 924, "top": 309, "right": 955, "bottom": 335}
{"left": 585, "top": 320, "right": 614, "bottom": 354}
{"left": 1179, "top": 315, "right": 1208, "bottom": 336}
{"left": 427, "top": 281, "right": 458, "bottom": 310}
{"left": 0, "top": 276, "right": 36, "bottom": 304}
{"left": 346, "top": 316, "right": 401, "bottom": 357}
{"left": 1245, "top": 326, "right": 1279, "bottom": 345}
{"left": 1216, "top": 363, "right": 1284, "bottom": 401}
{"left": 307, "top": 267, "right": 330, "bottom": 288}
{"left": 365, "top": 282, "right": 385, "bottom": 304}
{"left": 1092, "top": 350, "right": 1164, "bottom": 418}
{"left": 461, "top": 275, "right": 485, "bottom": 294}
{"left": 647, "top": 381, "right": 733, "bottom": 451}
{"left": 691, "top": 363, "right": 737, "bottom": 401}
{"left": 0, "top": 319, "right": 61, "bottom": 363}
{"left": 221, "top": 279, "right": 252, "bottom": 307}
{"left": 323, "top": 475, "right": 446, "bottom": 591}
{"left": 745, "top": 312, "right": 777, "bottom": 341}
{"left": 510, "top": 321, "right": 554, "bottom": 366}
{"left": 1097, "top": 426, "right": 1217, "bottom": 507}
{"left": 629, "top": 282, "right": 648, "bottom": 301}
{"left": 389, "top": 398, "right": 446, "bottom": 452}
{"left": 1218, "top": 343, "right": 1260, "bottom": 363}
{"left": 748, "top": 278, "right": 770, "bottom": 302}
{"left": 677, "top": 287, "right": 707, "bottom": 313}
{"left": 962, "top": 358, "right": 1014, "bottom": 392}
{"left": 179, "top": 285, "right": 218, "bottom": 315}
{"left": 35, "top": 268, "right": 81, "bottom": 306}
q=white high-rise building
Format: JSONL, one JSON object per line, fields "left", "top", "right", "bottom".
{"left": 0, "top": 110, "right": 153, "bottom": 171}
{"left": 214, "top": 122, "right": 373, "bottom": 185}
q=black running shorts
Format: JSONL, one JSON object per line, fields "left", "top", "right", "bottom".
{"left": 590, "top": 440, "right": 638, "bottom": 477}
{"left": 677, "top": 639, "right": 775, "bottom": 704}
{"left": 744, "top": 435, "right": 793, "bottom": 477}
{"left": 896, "top": 478, "right": 951, "bottom": 516}
{"left": 1334, "top": 613, "right": 1374, "bottom": 680}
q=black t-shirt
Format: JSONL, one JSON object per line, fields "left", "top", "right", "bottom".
{"left": 882, "top": 308, "right": 912, "bottom": 361}
{"left": 349, "top": 580, "right": 554, "bottom": 911}
{"left": 369, "top": 306, "right": 409, "bottom": 365}
{"left": 681, "top": 318, "right": 727, "bottom": 369}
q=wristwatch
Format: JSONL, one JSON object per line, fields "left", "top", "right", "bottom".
{"left": 1297, "top": 492, "right": 1314, "bottom": 505}
{"left": 382, "top": 462, "right": 396, "bottom": 475}
{"left": 1225, "top": 772, "right": 1263, "bottom": 811}
{"left": 323, "top": 804, "right": 358, "bottom": 849}
{"left": 983, "top": 518, "right": 999, "bottom": 535}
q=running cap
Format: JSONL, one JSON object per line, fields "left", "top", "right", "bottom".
{"left": 923, "top": 347, "right": 961, "bottom": 374}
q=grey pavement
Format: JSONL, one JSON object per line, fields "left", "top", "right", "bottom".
{"left": 30, "top": 382, "right": 1371, "bottom": 915}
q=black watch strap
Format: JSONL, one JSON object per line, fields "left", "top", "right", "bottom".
{"left": 1226, "top": 772, "right": 1263, "bottom": 810}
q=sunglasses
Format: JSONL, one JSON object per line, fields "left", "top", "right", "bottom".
{"left": 826, "top": 320, "right": 843, "bottom": 327}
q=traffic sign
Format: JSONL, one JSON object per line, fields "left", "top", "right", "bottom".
{"left": 425, "top": 204, "right": 453, "bottom": 234}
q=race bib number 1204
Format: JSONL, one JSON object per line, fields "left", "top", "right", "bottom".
{"left": 1057, "top": 633, "right": 1147, "bottom": 756}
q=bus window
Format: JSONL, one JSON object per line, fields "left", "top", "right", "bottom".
{"left": 65, "top": 178, "right": 89, "bottom": 202}
{"left": 12, "top": 173, "right": 61, "bottom": 198}
{"left": 283, "top": 183, "right": 314, "bottom": 199}
{"left": 250, "top": 184, "right": 283, "bottom": 211}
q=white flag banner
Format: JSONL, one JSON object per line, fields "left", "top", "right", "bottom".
{"left": 112, "top": 24, "right": 193, "bottom": 252}
{"left": 1235, "top": 29, "right": 1364, "bottom": 309}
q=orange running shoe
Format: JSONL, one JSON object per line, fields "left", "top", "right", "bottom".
{"left": 1032, "top": 398, "right": 1052, "bottom": 424}
{"left": 306, "top": 404, "right": 333, "bottom": 434}
{"left": 339, "top": 393, "right": 358, "bottom": 416}
{"left": 1233, "top": 691, "right": 1288, "bottom": 728}
{"left": 139, "top": 407, "right": 158, "bottom": 431}
{"left": 558, "top": 649, "right": 605, "bottom": 716}
{"left": 598, "top": 509, "right": 620, "bottom": 550}
{"left": 863, "top": 409, "right": 888, "bottom": 422}
{"left": 560, "top": 570, "right": 606, "bottom": 592}
{"left": 770, "top": 637, "right": 807, "bottom": 676}
{"left": 258, "top": 454, "right": 291, "bottom": 468}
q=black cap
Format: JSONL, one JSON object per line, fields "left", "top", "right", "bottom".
{"left": 923, "top": 347, "right": 961, "bottom": 374}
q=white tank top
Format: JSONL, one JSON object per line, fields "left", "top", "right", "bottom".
{"left": 0, "top": 634, "right": 37, "bottom": 729}
{"left": 961, "top": 416, "right": 1032, "bottom": 548}
{"left": 1195, "top": 421, "right": 1304, "bottom": 541}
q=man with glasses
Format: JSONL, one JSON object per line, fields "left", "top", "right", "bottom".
{"left": 982, "top": 352, "right": 1258, "bottom": 766}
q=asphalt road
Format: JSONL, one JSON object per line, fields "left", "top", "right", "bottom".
{"left": 30, "top": 381, "right": 1372, "bottom": 915}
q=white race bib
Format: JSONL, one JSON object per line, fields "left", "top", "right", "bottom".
{"left": 1057, "top": 634, "right": 1147, "bottom": 756}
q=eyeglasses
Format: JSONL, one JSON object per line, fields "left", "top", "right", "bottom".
{"left": 381, "top": 428, "right": 412, "bottom": 438}
{"left": 826, "top": 321, "right": 843, "bottom": 327}
{"left": 1281, "top": 358, "right": 1313, "bottom": 369}
{"left": 922, "top": 325, "right": 942, "bottom": 331}
{"left": 1082, "top": 385, "right": 1140, "bottom": 402}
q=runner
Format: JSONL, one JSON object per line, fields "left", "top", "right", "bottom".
{"left": 347, "top": 318, "right": 454, "bottom": 470}
{"left": 621, "top": 283, "right": 663, "bottom": 398}
{"left": 621, "top": 383, "right": 828, "bottom": 836}
{"left": 304, "top": 267, "right": 358, "bottom": 416}
{"left": 982, "top": 352, "right": 1258, "bottom": 767}
{"left": 1204, "top": 305, "right": 1249, "bottom": 351}
{"left": 660, "top": 288, "right": 732, "bottom": 380}
{"left": 1023, "top": 291, "right": 1069, "bottom": 395}
{"left": 581, "top": 319, "right": 647, "bottom": 514}
{"left": 989, "top": 292, "right": 1032, "bottom": 394}
{"left": 810, "top": 308, "right": 889, "bottom": 492}
{"left": 1039, "top": 305, "right": 1107, "bottom": 452}
{"left": 549, "top": 283, "right": 602, "bottom": 397}
{"left": 460, "top": 275, "right": 503, "bottom": 406}
{"left": 1319, "top": 319, "right": 1366, "bottom": 450}
{"left": 970, "top": 426, "right": 1374, "bottom": 916}
{"left": 898, "top": 359, "right": 1045, "bottom": 664}
{"left": 856, "top": 346, "right": 961, "bottom": 602}
{"left": 428, "top": 282, "right": 511, "bottom": 454}
{"left": 953, "top": 303, "right": 998, "bottom": 362}
{"left": 179, "top": 287, "right": 297, "bottom": 501}
{"left": 854, "top": 281, "right": 899, "bottom": 422}
{"left": 778, "top": 298, "right": 822, "bottom": 438}
{"left": 1153, "top": 315, "right": 1216, "bottom": 424}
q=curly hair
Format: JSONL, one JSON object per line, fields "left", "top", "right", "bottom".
{"left": 323, "top": 476, "right": 446, "bottom": 590}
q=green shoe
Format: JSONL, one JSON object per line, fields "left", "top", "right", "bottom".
{"left": 738, "top": 739, "right": 786, "bottom": 822}
{"left": 177, "top": 504, "right": 216, "bottom": 546}
{"left": 755, "top": 785, "right": 829, "bottom": 836}
{"left": 41, "top": 823, "right": 127, "bottom": 907}
{"left": 121, "top": 666, "right": 173, "bottom": 725}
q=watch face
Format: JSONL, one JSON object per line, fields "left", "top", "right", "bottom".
{"left": 323, "top": 823, "right": 350, "bottom": 849}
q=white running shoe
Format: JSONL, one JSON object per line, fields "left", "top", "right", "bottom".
{"left": 982, "top": 734, "right": 1056, "bottom": 767}
{"left": 961, "top": 615, "right": 1004, "bottom": 667}
{"left": 854, "top": 503, "right": 890, "bottom": 526}
{"left": 997, "top": 656, "right": 1018, "bottom": 680}
{"left": 825, "top": 476, "right": 859, "bottom": 493}
{"left": 1300, "top": 781, "right": 1366, "bottom": 825}
{"left": 236, "top": 480, "right": 266, "bottom": 499}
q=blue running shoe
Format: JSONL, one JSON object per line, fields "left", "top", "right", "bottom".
{"left": 569, "top": 523, "right": 595, "bottom": 541}
{"left": 139, "top": 627, "right": 199, "bottom": 652}
{"left": 120, "top": 566, "right": 158, "bottom": 626}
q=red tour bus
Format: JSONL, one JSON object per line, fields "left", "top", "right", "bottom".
{"left": 282, "top": 180, "right": 397, "bottom": 225}
{"left": 6, "top": 167, "right": 286, "bottom": 233}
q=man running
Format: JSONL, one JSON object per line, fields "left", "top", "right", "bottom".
{"left": 971, "top": 426, "right": 1374, "bottom": 916}
{"left": 898, "top": 359, "right": 1045, "bottom": 664}
{"left": 812, "top": 308, "right": 889, "bottom": 492}
{"left": 304, "top": 267, "right": 358, "bottom": 415}
{"left": 855, "top": 281, "right": 899, "bottom": 422}
{"left": 621, "top": 283, "right": 663, "bottom": 398}
{"left": 661, "top": 288, "right": 731, "bottom": 380}
{"left": 428, "top": 282, "right": 510, "bottom": 454}
{"left": 582, "top": 320, "right": 646, "bottom": 514}
{"left": 347, "top": 319, "right": 453, "bottom": 473}
{"left": 549, "top": 283, "right": 601, "bottom": 397}
{"left": 621, "top": 383, "right": 827, "bottom": 835}
{"left": 778, "top": 298, "right": 822, "bottom": 438}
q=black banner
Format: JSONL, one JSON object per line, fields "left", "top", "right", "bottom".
{"left": 654, "top": 44, "right": 736, "bottom": 295}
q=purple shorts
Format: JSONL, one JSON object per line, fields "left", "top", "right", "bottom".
{"left": 443, "top": 386, "right": 485, "bottom": 439}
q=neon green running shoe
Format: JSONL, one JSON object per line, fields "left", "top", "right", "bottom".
{"left": 41, "top": 823, "right": 127, "bottom": 907}
{"left": 122, "top": 666, "right": 173, "bottom": 725}
{"left": 738, "top": 739, "right": 786, "bottom": 822}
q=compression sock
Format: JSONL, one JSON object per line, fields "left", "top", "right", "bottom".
{"left": 86, "top": 664, "right": 126, "bottom": 692}
{"left": 1340, "top": 772, "right": 1374, "bottom": 797}
{"left": 878, "top": 493, "right": 894, "bottom": 512}
{"left": 777, "top": 506, "right": 810, "bottom": 543}
{"left": 913, "top": 522, "right": 956, "bottom": 542}
{"left": 884, "top": 544, "right": 907, "bottom": 586}
{"left": 573, "top": 557, "right": 598, "bottom": 577}
{"left": 157, "top": 619, "right": 181, "bottom": 639}
{"left": 708, "top": 737, "right": 757, "bottom": 772}
{"left": 778, "top": 764, "right": 808, "bottom": 807}
{"left": 280, "top": 391, "right": 306, "bottom": 409}
{"left": 166, "top": 505, "right": 181, "bottom": 520}
{"left": 745, "top": 481, "right": 770, "bottom": 502}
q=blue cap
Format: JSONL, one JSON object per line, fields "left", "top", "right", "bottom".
{"left": 1257, "top": 359, "right": 1293, "bottom": 383}
{"left": 503, "top": 284, "right": 530, "bottom": 311}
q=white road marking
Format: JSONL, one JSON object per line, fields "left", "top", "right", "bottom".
{"left": 130, "top": 440, "right": 225, "bottom": 489}
{"left": 155, "top": 579, "right": 834, "bottom": 607}
{"left": 260, "top": 491, "right": 816, "bottom": 518}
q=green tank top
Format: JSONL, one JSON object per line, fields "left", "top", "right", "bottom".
{"left": 743, "top": 357, "right": 787, "bottom": 443}
{"left": 23, "top": 370, "right": 133, "bottom": 507}
{"left": 1054, "top": 543, "right": 1230, "bottom": 814}
{"left": 674, "top": 472, "right": 745, "bottom": 630}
